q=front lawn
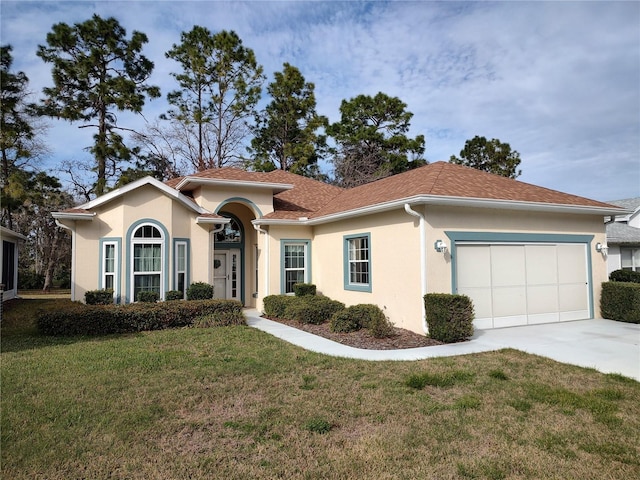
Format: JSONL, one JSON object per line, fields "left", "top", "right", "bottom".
{"left": 2, "top": 299, "right": 639, "bottom": 479}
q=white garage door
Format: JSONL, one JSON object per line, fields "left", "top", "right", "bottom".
{"left": 456, "top": 243, "right": 590, "bottom": 329}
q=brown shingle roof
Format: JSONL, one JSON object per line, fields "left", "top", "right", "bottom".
{"left": 311, "top": 162, "right": 618, "bottom": 218}
{"left": 164, "top": 163, "right": 620, "bottom": 221}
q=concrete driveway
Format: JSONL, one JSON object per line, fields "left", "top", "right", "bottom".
{"left": 246, "top": 311, "right": 640, "bottom": 381}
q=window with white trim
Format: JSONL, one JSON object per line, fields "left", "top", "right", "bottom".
{"left": 283, "top": 242, "right": 308, "bottom": 294}
{"left": 102, "top": 241, "right": 118, "bottom": 292}
{"left": 175, "top": 241, "right": 187, "bottom": 298}
{"left": 132, "top": 224, "right": 163, "bottom": 300}
{"left": 621, "top": 247, "right": 640, "bottom": 271}
{"left": 344, "top": 234, "right": 371, "bottom": 292}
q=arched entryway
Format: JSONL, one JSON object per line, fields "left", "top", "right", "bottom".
{"left": 212, "top": 200, "right": 260, "bottom": 306}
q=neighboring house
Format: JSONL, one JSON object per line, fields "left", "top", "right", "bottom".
{"left": 52, "top": 161, "right": 623, "bottom": 334}
{"left": 605, "top": 197, "right": 640, "bottom": 275}
{"left": 1, "top": 226, "right": 26, "bottom": 302}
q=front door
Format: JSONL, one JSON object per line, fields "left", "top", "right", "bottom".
{"left": 213, "top": 249, "right": 241, "bottom": 301}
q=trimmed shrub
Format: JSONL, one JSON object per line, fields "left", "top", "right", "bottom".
{"left": 600, "top": 281, "right": 640, "bottom": 324}
{"left": 136, "top": 291, "right": 159, "bottom": 303}
{"left": 36, "top": 299, "right": 244, "bottom": 336}
{"left": 293, "top": 283, "right": 317, "bottom": 297}
{"left": 329, "top": 304, "right": 394, "bottom": 338}
{"left": 364, "top": 305, "right": 395, "bottom": 338}
{"left": 263, "top": 295, "right": 297, "bottom": 318}
{"left": 284, "top": 295, "right": 345, "bottom": 325}
{"left": 424, "top": 293, "right": 474, "bottom": 343}
{"left": 609, "top": 269, "right": 640, "bottom": 284}
{"left": 165, "top": 290, "right": 184, "bottom": 301}
{"left": 192, "top": 310, "right": 246, "bottom": 328}
{"left": 187, "top": 282, "right": 214, "bottom": 300}
{"left": 85, "top": 289, "right": 114, "bottom": 305}
{"left": 330, "top": 307, "right": 363, "bottom": 333}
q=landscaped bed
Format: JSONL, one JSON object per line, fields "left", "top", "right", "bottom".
{"left": 2, "top": 299, "right": 639, "bottom": 479}
{"left": 266, "top": 315, "right": 443, "bottom": 349}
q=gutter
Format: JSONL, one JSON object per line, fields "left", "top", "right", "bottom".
{"left": 254, "top": 195, "right": 626, "bottom": 227}
{"left": 404, "top": 204, "right": 429, "bottom": 335}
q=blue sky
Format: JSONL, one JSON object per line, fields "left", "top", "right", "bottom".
{"left": 1, "top": 0, "right": 639, "bottom": 201}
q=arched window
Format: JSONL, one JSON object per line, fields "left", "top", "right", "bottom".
{"left": 131, "top": 223, "right": 164, "bottom": 301}
{"left": 215, "top": 217, "right": 242, "bottom": 243}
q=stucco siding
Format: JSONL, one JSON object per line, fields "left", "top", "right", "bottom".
{"left": 312, "top": 209, "right": 423, "bottom": 333}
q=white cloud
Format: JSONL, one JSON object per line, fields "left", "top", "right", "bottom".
{"left": 1, "top": 0, "right": 638, "bottom": 201}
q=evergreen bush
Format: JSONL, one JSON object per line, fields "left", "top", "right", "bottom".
{"left": 609, "top": 269, "right": 640, "bottom": 283}
{"left": 85, "top": 289, "right": 114, "bottom": 305}
{"left": 136, "top": 291, "right": 159, "bottom": 303}
{"left": 600, "top": 281, "right": 640, "bottom": 323}
{"left": 424, "top": 293, "right": 474, "bottom": 343}
{"left": 186, "top": 282, "right": 214, "bottom": 300}
{"left": 293, "top": 283, "right": 317, "bottom": 296}
{"left": 165, "top": 290, "right": 184, "bottom": 301}
{"left": 36, "top": 299, "right": 244, "bottom": 336}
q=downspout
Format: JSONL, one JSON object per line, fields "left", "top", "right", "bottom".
{"left": 253, "top": 224, "right": 269, "bottom": 298}
{"left": 404, "top": 204, "right": 429, "bottom": 335}
{"left": 55, "top": 220, "right": 76, "bottom": 301}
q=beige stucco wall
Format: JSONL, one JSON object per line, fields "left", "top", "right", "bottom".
{"left": 193, "top": 186, "right": 274, "bottom": 217}
{"left": 311, "top": 210, "right": 424, "bottom": 332}
{"left": 256, "top": 204, "right": 608, "bottom": 335}
{"left": 72, "top": 186, "right": 213, "bottom": 303}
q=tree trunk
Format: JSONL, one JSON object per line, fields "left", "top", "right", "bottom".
{"left": 42, "top": 229, "right": 62, "bottom": 292}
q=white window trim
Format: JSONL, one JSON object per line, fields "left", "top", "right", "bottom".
{"left": 130, "top": 224, "right": 165, "bottom": 302}
{"left": 175, "top": 240, "right": 188, "bottom": 299}
{"left": 281, "top": 240, "right": 311, "bottom": 294}
{"left": 344, "top": 233, "right": 372, "bottom": 292}
{"left": 99, "top": 238, "right": 121, "bottom": 302}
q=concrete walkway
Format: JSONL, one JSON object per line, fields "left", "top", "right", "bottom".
{"left": 245, "top": 309, "right": 640, "bottom": 381}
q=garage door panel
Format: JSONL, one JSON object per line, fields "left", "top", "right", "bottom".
{"left": 526, "top": 245, "right": 558, "bottom": 285}
{"left": 459, "top": 287, "right": 492, "bottom": 319}
{"left": 527, "top": 285, "right": 559, "bottom": 314}
{"left": 557, "top": 244, "right": 587, "bottom": 284}
{"left": 457, "top": 246, "right": 491, "bottom": 288}
{"left": 491, "top": 245, "right": 525, "bottom": 287}
{"left": 492, "top": 286, "right": 526, "bottom": 317}
{"left": 559, "top": 283, "right": 589, "bottom": 312}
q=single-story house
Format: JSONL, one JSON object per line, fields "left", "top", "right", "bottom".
{"left": 605, "top": 197, "right": 640, "bottom": 274}
{"left": 1, "top": 226, "right": 26, "bottom": 302}
{"left": 52, "top": 161, "right": 624, "bottom": 334}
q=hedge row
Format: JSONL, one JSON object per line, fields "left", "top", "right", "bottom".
{"left": 263, "top": 294, "right": 395, "bottom": 338}
{"left": 600, "top": 281, "right": 640, "bottom": 324}
{"left": 609, "top": 269, "right": 640, "bottom": 284}
{"left": 263, "top": 295, "right": 345, "bottom": 325}
{"left": 424, "top": 293, "right": 474, "bottom": 343}
{"left": 37, "top": 299, "right": 245, "bottom": 336}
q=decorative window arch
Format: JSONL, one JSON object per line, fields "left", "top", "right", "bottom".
{"left": 215, "top": 216, "right": 243, "bottom": 244}
{"left": 130, "top": 222, "right": 165, "bottom": 301}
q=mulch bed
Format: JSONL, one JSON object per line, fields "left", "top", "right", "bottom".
{"left": 265, "top": 316, "right": 443, "bottom": 350}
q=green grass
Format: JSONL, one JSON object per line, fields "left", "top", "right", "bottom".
{"left": 2, "top": 299, "right": 640, "bottom": 479}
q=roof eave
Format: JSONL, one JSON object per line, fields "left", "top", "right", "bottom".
{"left": 176, "top": 177, "right": 294, "bottom": 194}
{"left": 196, "top": 216, "right": 231, "bottom": 225}
{"left": 76, "top": 176, "right": 211, "bottom": 215}
{"left": 254, "top": 195, "right": 625, "bottom": 226}
{"left": 51, "top": 212, "right": 97, "bottom": 221}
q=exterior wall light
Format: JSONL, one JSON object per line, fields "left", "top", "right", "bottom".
{"left": 434, "top": 239, "right": 447, "bottom": 253}
{"left": 595, "top": 242, "right": 608, "bottom": 255}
